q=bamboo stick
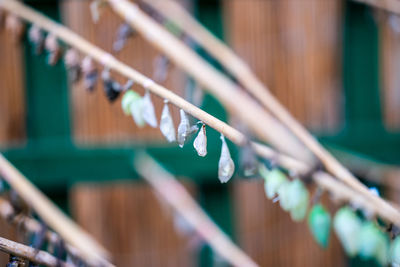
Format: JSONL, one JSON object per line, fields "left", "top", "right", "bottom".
{"left": 0, "top": 236, "right": 72, "bottom": 267}
{"left": 2, "top": 0, "right": 400, "bottom": 225}
{"left": 0, "top": 154, "right": 113, "bottom": 267}
{"left": 112, "top": 0, "right": 400, "bottom": 227}
{"left": 353, "top": 0, "right": 400, "bottom": 15}
{"left": 134, "top": 152, "right": 259, "bottom": 267}
{"left": 104, "top": 0, "right": 315, "bottom": 164}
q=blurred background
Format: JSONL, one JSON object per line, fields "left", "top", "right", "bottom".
{"left": 1, "top": 0, "right": 400, "bottom": 266}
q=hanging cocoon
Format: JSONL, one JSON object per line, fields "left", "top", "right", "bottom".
{"left": 142, "top": 90, "right": 158, "bottom": 128}
{"left": 334, "top": 207, "right": 362, "bottom": 256}
{"left": 177, "top": 109, "right": 190, "bottom": 147}
{"left": 218, "top": 135, "right": 235, "bottom": 183}
{"left": 160, "top": 101, "right": 176, "bottom": 142}
{"left": 308, "top": 204, "right": 331, "bottom": 248}
{"left": 121, "top": 90, "right": 145, "bottom": 127}
{"left": 102, "top": 69, "right": 121, "bottom": 102}
{"left": 28, "top": 24, "right": 44, "bottom": 54}
{"left": 81, "top": 56, "right": 98, "bottom": 92}
{"left": 193, "top": 124, "right": 207, "bottom": 157}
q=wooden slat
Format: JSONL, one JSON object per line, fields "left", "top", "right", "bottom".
{"left": 0, "top": 217, "right": 18, "bottom": 265}
{"left": 0, "top": 26, "right": 26, "bottom": 146}
{"left": 223, "top": 0, "right": 342, "bottom": 132}
{"left": 380, "top": 14, "right": 400, "bottom": 129}
{"left": 232, "top": 179, "right": 345, "bottom": 266}
{"left": 70, "top": 181, "right": 195, "bottom": 267}
{"left": 61, "top": 1, "right": 185, "bottom": 144}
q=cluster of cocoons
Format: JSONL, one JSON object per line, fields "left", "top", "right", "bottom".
{"left": 260, "top": 166, "right": 400, "bottom": 266}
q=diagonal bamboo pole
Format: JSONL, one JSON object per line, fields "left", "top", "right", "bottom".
{"left": 2, "top": 0, "right": 400, "bottom": 225}
{"left": 106, "top": 0, "right": 400, "bottom": 227}
{"left": 135, "top": 153, "right": 259, "bottom": 267}
{"left": 104, "top": 0, "right": 315, "bottom": 164}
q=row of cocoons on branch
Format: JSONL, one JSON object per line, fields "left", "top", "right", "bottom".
{"left": 259, "top": 166, "right": 400, "bottom": 266}
{"left": 121, "top": 89, "right": 235, "bottom": 184}
{"left": 22, "top": 22, "right": 236, "bottom": 185}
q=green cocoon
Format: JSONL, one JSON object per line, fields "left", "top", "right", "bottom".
{"left": 391, "top": 236, "right": 400, "bottom": 265}
{"left": 264, "top": 169, "right": 287, "bottom": 199}
{"left": 357, "top": 222, "right": 389, "bottom": 266}
{"left": 259, "top": 164, "right": 269, "bottom": 181}
{"left": 308, "top": 204, "right": 331, "bottom": 248}
{"left": 121, "top": 90, "right": 141, "bottom": 115}
{"left": 277, "top": 180, "right": 291, "bottom": 211}
{"left": 287, "top": 179, "right": 309, "bottom": 221}
{"left": 333, "top": 207, "right": 362, "bottom": 256}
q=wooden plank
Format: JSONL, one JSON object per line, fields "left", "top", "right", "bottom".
{"left": 0, "top": 217, "right": 17, "bottom": 265}
{"left": 70, "top": 181, "right": 196, "bottom": 267}
{"left": 232, "top": 179, "right": 345, "bottom": 266}
{"left": 380, "top": 14, "right": 400, "bottom": 129}
{"left": 0, "top": 25, "right": 26, "bottom": 146}
{"left": 223, "top": 0, "right": 342, "bottom": 132}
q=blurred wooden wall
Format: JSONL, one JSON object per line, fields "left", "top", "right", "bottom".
{"left": 380, "top": 13, "right": 400, "bottom": 130}
{"left": 70, "top": 181, "right": 196, "bottom": 267}
{"left": 233, "top": 180, "right": 346, "bottom": 267}
{"left": 224, "top": 0, "right": 343, "bottom": 133}
{"left": 62, "top": 1, "right": 186, "bottom": 145}
{"left": 0, "top": 25, "right": 26, "bottom": 147}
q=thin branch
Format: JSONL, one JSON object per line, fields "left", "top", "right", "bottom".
{"left": 134, "top": 152, "right": 259, "bottom": 267}
{"left": 2, "top": 0, "right": 400, "bottom": 226}
{"left": 104, "top": 0, "right": 314, "bottom": 164}
{"left": 109, "top": 0, "right": 400, "bottom": 225}
{"left": 0, "top": 236, "right": 71, "bottom": 267}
